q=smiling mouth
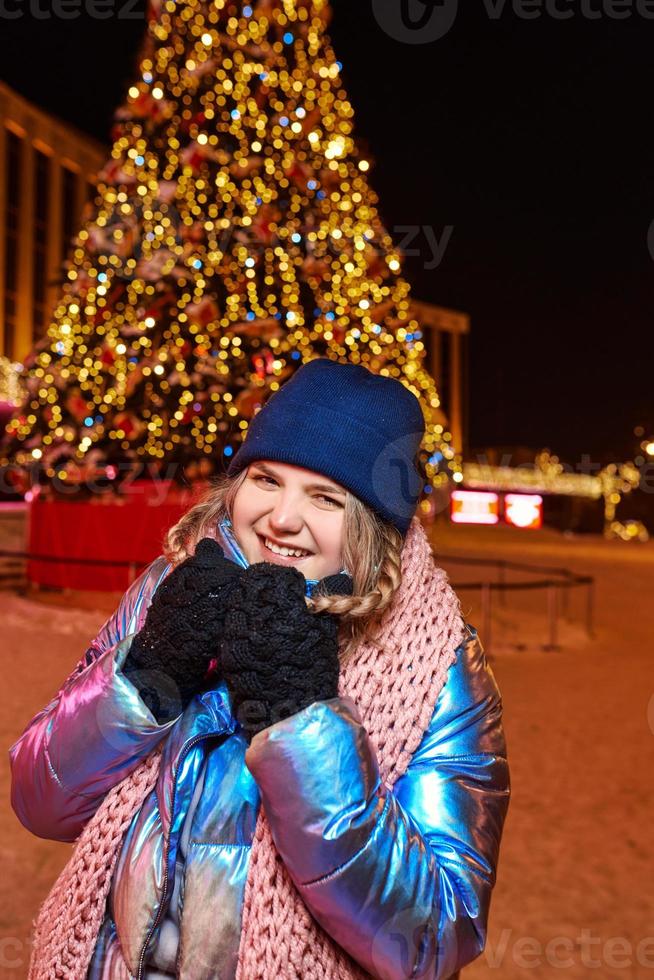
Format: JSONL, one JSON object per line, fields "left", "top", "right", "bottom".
{"left": 257, "top": 534, "right": 313, "bottom": 563}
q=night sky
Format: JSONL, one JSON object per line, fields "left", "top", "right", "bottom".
{"left": 2, "top": 1, "right": 653, "bottom": 464}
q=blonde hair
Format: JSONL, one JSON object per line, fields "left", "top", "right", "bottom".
{"left": 164, "top": 468, "right": 405, "bottom": 664}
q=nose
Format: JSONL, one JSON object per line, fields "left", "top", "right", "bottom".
{"left": 267, "top": 492, "right": 304, "bottom": 535}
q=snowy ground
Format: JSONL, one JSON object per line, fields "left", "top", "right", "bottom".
{"left": 433, "top": 520, "right": 654, "bottom": 980}
{"left": 1, "top": 510, "right": 652, "bottom": 978}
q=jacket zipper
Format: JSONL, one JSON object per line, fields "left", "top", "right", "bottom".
{"left": 135, "top": 731, "right": 216, "bottom": 980}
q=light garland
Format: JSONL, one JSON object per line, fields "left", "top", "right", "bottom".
{"left": 463, "top": 454, "right": 604, "bottom": 499}
{"left": 463, "top": 449, "right": 644, "bottom": 539}
{"left": 0, "top": 357, "right": 24, "bottom": 406}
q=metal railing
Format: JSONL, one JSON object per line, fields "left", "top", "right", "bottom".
{"left": 0, "top": 549, "right": 149, "bottom": 588}
{"left": 442, "top": 554, "right": 595, "bottom": 652}
{"left": 0, "top": 548, "right": 595, "bottom": 653}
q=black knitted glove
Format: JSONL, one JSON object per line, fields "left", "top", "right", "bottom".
{"left": 123, "top": 538, "right": 243, "bottom": 723}
{"left": 219, "top": 562, "right": 353, "bottom": 743}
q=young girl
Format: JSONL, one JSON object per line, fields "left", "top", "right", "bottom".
{"left": 11, "top": 358, "right": 510, "bottom": 980}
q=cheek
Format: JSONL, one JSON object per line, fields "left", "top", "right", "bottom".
{"left": 230, "top": 494, "right": 264, "bottom": 564}
{"left": 231, "top": 486, "right": 259, "bottom": 527}
{"left": 315, "top": 516, "right": 345, "bottom": 561}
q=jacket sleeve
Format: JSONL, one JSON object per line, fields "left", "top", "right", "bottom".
{"left": 244, "top": 624, "right": 510, "bottom": 980}
{"left": 9, "top": 557, "right": 177, "bottom": 844}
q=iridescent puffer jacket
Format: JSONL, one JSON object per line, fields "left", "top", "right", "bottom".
{"left": 10, "top": 557, "right": 510, "bottom": 980}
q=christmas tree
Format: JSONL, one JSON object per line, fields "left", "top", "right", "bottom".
{"left": 1, "top": 0, "right": 459, "bottom": 501}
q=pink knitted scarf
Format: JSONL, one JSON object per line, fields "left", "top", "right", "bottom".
{"left": 28, "top": 517, "right": 465, "bottom": 979}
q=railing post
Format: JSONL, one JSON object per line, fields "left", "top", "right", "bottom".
{"left": 481, "top": 583, "right": 492, "bottom": 655}
{"left": 544, "top": 584, "right": 559, "bottom": 651}
{"left": 498, "top": 561, "right": 506, "bottom": 607}
{"left": 586, "top": 580, "right": 595, "bottom": 640}
{"left": 561, "top": 579, "right": 570, "bottom": 620}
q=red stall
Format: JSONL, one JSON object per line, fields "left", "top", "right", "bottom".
{"left": 28, "top": 481, "right": 204, "bottom": 591}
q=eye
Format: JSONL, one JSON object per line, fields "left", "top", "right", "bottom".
{"left": 317, "top": 495, "right": 342, "bottom": 508}
{"left": 253, "top": 474, "right": 342, "bottom": 508}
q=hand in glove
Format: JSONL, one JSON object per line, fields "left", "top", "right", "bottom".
{"left": 219, "top": 562, "right": 354, "bottom": 743}
{"left": 123, "top": 537, "right": 243, "bottom": 723}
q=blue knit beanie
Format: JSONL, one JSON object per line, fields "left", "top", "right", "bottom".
{"left": 226, "top": 358, "right": 425, "bottom": 536}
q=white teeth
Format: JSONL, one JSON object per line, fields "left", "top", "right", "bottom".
{"left": 264, "top": 537, "right": 310, "bottom": 559}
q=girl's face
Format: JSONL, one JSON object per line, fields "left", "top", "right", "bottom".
{"left": 230, "top": 460, "right": 346, "bottom": 581}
